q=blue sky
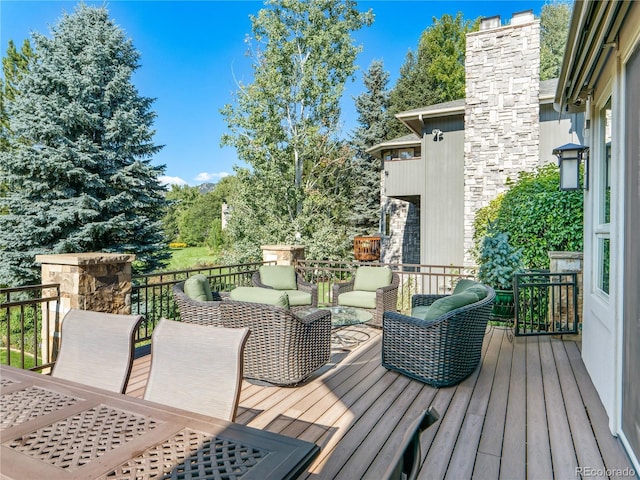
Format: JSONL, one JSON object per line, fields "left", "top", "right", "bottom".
{"left": 1, "top": 0, "right": 546, "bottom": 186}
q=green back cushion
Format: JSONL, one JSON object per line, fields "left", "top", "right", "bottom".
{"left": 453, "top": 279, "right": 488, "bottom": 300}
{"left": 353, "top": 266, "right": 392, "bottom": 292}
{"left": 423, "top": 291, "right": 479, "bottom": 321}
{"left": 259, "top": 265, "right": 297, "bottom": 290}
{"left": 183, "top": 275, "right": 213, "bottom": 302}
{"left": 230, "top": 286, "right": 290, "bottom": 309}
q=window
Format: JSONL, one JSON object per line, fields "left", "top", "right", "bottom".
{"left": 398, "top": 148, "right": 414, "bottom": 159}
{"left": 596, "top": 98, "right": 612, "bottom": 295}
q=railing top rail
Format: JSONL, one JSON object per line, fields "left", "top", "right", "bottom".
{"left": 132, "top": 261, "right": 268, "bottom": 280}
{"left": 1, "top": 283, "right": 60, "bottom": 294}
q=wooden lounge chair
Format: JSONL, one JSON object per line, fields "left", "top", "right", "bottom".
{"left": 144, "top": 318, "right": 249, "bottom": 422}
{"left": 52, "top": 308, "right": 143, "bottom": 393}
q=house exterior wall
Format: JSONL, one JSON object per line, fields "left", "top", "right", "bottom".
{"left": 421, "top": 117, "right": 465, "bottom": 266}
{"left": 555, "top": 1, "right": 640, "bottom": 470}
{"left": 463, "top": 14, "right": 541, "bottom": 264}
{"left": 539, "top": 103, "right": 584, "bottom": 164}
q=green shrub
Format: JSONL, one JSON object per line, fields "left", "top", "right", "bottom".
{"left": 477, "top": 224, "right": 524, "bottom": 290}
{"left": 475, "top": 164, "right": 583, "bottom": 269}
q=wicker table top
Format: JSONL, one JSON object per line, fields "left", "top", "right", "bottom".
{"left": 0, "top": 365, "right": 319, "bottom": 479}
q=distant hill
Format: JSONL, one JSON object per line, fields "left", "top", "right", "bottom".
{"left": 197, "top": 182, "right": 217, "bottom": 193}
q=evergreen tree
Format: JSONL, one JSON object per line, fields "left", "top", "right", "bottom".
{"left": 1, "top": 39, "right": 34, "bottom": 152}
{"left": 349, "top": 60, "right": 390, "bottom": 235}
{"left": 221, "top": 0, "right": 372, "bottom": 261}
{"left": 386, "top": 13, "right": 478, "bottom": 139}
{"left": 0, "top": 4, "right": 168, "bottom": 285}
{"left": 540, "top": 1, "right": 572, "bottom": 81}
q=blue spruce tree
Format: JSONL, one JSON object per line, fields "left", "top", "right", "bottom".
{"left": 0, "top": 4, "right": 168, "bottom": 285}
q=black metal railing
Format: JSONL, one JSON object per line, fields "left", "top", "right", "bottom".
{"left": 2, "top": 259, "right": 476, "bottom": 369}
{"left": 0, "top": 284, "right": 60, "bottom": 371}
{"left": 514, "top": 271, "right": 579, "bottom": 336}
{"left": 294, "top": 260, "right": 476, "bottom": 313}
{"left": 131, "top": 261, "right": 268, "bottom": 343}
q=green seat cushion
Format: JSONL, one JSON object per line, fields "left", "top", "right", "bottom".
{"left": 283, "top": 289, "right": 312, "bottom": 307}
{"left": 337, "top": 291, "right": 376, "bottom": 309}
{"left": 183, "top": 274, "right": 213, "bottom": 302}
{"left": 229, "top": 286, "right": 290, "bottom": 309}
{"left": 453, "top": 279, "right": 488, "bottom": 300}
{"left": 353, "top": 266, "right": 393, "bottom": 292}
{"left": 423, "top": 292, "right": 480, "bottom": 321}
{"left": 259, "top": 265, "right": 297, "bottom": 290}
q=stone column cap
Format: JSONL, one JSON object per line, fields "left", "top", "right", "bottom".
{"left": 548, "top": 251, "right": 584, "bottom": 259}
{"left": 35, "top": 252, "right": 136, "bottom": 266}
{"left": 260, "top": 245, "right": 306, "bottom": 251}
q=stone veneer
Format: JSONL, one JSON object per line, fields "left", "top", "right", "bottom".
{"left": 36, "top": 252, "right": 135, "bottom": 362}
{"left": 463, "top": 12, "right": 541, "bottom": 264}
{"left": 261, "top": 245, "right": 306, "bottom": 265}
{"left": 380, "top": 197, "right": 420, "bottom": 265}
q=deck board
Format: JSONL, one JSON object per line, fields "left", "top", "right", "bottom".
{"left": 126, "top": 325, "right": 635, "bottom": 479}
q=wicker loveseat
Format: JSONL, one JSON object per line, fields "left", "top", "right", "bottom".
{"left": 382, "top": 281, "right": 495, "bottom": 387}
{"left": 332, "top": 266, "right": 400, "bottom": 328}
{"left": 219, "top": 299, "right": 331, "bottom": 386}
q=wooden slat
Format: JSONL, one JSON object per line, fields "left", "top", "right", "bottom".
{"left": 526, "top": 336, "right": 554, "bottom": 480}
{"left": 551, "top": 338, "right": 608, "bottom": 478}
{"left": 474, "top": 328, "right": 513, "bottom": 479}
{"left": 562, "top": 341, "right": 634, "bottom": 479}
{"left": 538, "top": 336, "right": 579, "bottom": 479}
{"left": 445, "top": 327, "right": 503, "bottom": 479}
{"left": 123, "top": 326, "right": 635, "bottom": 480}
{"left": 499, "top": 334, "right": 527, "bottom": 480}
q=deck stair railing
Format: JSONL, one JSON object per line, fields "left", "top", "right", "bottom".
{"left": 514, "top": 270, "right": 579, "bottom": 336}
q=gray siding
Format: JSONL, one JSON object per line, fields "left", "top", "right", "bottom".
{"left": 421, "top": 117, "right": 465, "bottom": 265}
{"left": 539, "top": 104, "right": 584, "bottom": 166}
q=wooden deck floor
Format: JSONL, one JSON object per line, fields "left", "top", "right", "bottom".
{"left": 126, "top": 325, "right": 635, "bottom": 479}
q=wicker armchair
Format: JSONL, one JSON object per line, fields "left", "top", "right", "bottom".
{"left": 251, "top": 268, "right": 318, "bottom": 310}
{"left": 172, "top": 281, "right": 228, "bottom": 325}
{"left": 382, "top": 286, "right": 496, "bottom": 387}
{"left": 219, "top": 300, "right": 331, "bottom": 386}
{"left": 332, "top": 268, "right": 400, "bottom": 327}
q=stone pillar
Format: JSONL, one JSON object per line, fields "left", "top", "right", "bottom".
{"left": 36, "top": 252, "right": 135, "bottom": 362}
{"left": 463, "top": 11, "right": 541, "bottom": 264}
{"left": 260, "top": 245, "right": 305, "bottom": 266}
{"left": 548, "top": 251, "right": 584, "bottom": 338}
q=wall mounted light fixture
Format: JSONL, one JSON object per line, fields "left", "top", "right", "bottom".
{"left": 552, "top": 143, "right": 589, "bottom": 190}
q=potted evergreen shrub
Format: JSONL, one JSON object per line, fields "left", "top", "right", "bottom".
{"left": 477, "top": 224, "right": 524, "bottom": 319}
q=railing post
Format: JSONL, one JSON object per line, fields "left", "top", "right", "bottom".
{"left": 260, "top": 245, "right": 306, "bottom": 266}
{"left": 35, "top": 252, "right": 135, "bottom": 363}
{"left": 548, "top": 251, "right": 583, "bottom": 338}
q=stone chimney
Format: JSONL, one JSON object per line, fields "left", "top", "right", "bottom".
{"left": 463, "top": 10, "right": 540, "bottom": 264}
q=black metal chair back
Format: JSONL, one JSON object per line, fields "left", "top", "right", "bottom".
{"left": 384, "top": 407, "right": 439, "bottom": 480}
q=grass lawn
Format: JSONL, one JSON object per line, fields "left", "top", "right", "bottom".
{"left": 166, "top": 246, "right": 219, "bottom": 271}
{"left": 1, "top": 348, "right": 37, "bottom": 369}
